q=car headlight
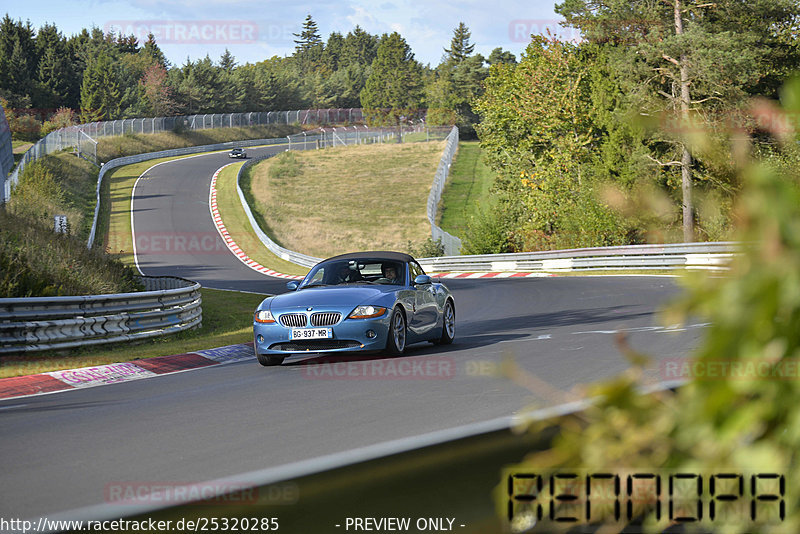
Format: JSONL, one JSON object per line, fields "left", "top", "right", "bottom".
{"left": 347, "top": 306, "right": 387, "bottom": 319}
{"left": 254, "top": 310, "right": 275, "bottom": 323}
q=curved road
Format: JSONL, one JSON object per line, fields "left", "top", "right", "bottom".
{"left": 130, "top": 144, "right": 294, "bottom": 293}
{"left": 0, "top": 147, "right": 705, "bottom": 521}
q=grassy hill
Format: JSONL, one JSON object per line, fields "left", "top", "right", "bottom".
{"left": 245, "top": 141, "right": 445, "bottom": 259}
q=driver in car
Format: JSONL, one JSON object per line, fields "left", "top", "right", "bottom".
{"left": 382, "top": 264, "right": 401, "bottom": 284}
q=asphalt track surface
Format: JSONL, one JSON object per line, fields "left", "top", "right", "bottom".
{"left": 0, "top": 147, "right": 706, "bottom": 520}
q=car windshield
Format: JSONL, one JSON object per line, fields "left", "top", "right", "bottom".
{"left": 299, "top": 259, "right": 406, "bottom": 288}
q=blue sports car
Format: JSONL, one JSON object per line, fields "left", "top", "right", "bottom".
{"left": 253, "top": 251, "right": 455, "bottom": 366}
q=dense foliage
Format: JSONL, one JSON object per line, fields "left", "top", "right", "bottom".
{"left": 469, "top": 0, "right": 800, "bottom": 251}
{"left": 0, "top": 15, "right": 503, "bottom": 138}
{"left": 0, "top": 209, "right": 141, "bottom": 297}
{"left": 503, "top": 79, "right": 800, "bottom": 534}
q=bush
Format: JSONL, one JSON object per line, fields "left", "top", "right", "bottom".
{"left": 10, "top": 113, "right": 42, "bottom": 141}
{"left": 461, "top": 203, "right": 522, "bottom": 254}
{"left": 406, "top": 237, "right": 445, "bottom": 258}
{"left": 8, "top": 162, "right": 66, "bottom": 225}
{"left": 41, "top": 108, "right": 78, "bottom": 136}
{"left": 0, "top": 211, "right": 141, "bottom": 297}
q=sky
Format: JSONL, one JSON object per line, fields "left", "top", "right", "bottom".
{"left": 5, "top": 0, "right": 578, "bottom": 67}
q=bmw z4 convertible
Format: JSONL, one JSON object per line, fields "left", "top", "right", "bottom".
{"left": 253, "top": 252, "right": 455, "bottom": 366}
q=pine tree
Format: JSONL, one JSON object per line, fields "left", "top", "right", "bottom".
{"left": 323, "top": 32, "right": 344, "bottom": 71}
{"left": 360, "top": 32, "right": 424, "bottom": 133}
{"left": 8, "top": 40, "right": 34, "bottom": 103}
{"left": 80, "top": 52, "right": 120, "bottom": 121}
{"left": 342, "top": 26, "right": 379, "bottom": 67}
{"left": 141, "top": 33, "right": 167, "bottom": 68}
{"left": 219, "top": 49, "right": 237, "bottom": 72}
{"left": 37, "top": 45, "right": 74, "bottom": 108}
{"left": 0, "top": 17, "right": 37, "bottom": 106}
{"left": 293, "top": 14, "right": 322, "bottom": 52}
{"left": 444, "top": 22, "right": 475, "bottom": 65}
{"left": 487, "top": 47, "right": 516, "bottom": 65}
{"left": 293, "top": 14, "right": 323, "bottom": 74}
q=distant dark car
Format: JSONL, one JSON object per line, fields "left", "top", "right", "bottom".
{"left": 228, "top": 148, "right": 247, "bottom": 159}
{"left": 253, "top": 251, "right": 455, "bottom": 366}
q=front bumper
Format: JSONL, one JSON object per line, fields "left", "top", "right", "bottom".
{"left": 254, "top": 314, "right": 391, "bottom": 356}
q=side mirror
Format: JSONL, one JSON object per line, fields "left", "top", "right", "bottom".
{"left": 286, "top": 281, "right": 299, "bottom": 291}
{"left": 414, "top": 275, "right": 432, "bottom": 285}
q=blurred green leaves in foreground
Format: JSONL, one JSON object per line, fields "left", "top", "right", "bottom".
{"left": 500, "top": 80, "right": 800, "bottom": 533}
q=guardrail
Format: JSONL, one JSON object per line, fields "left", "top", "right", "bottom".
{"left": 418, "top": 241, "right": 739, "bottom": 273}
{"left": 0, "top": 276, "right": 201, "bottom": 355}
{"left": 427, "top": 127, "right": 463, "bottom": 256}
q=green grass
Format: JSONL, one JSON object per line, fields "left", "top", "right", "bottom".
{"left": 438, "top": 141, "right": 496, "bottom": 239}
{"left": 12, "top": 140, "right": 32, "bottom": 166}
{"left": 5, "top": 151, "right": 99, "bottom": 241}
{"left": 96, "top": 125, "right": 299, "bottom": 163}
{"left": 247, "top": 141, "right": 446, "bottom": 258}
{"left": 0, "top": 287, "right": 265, "bottom": 378}
{"left": 216, "top": 162, "right": 309, "bottom": 277}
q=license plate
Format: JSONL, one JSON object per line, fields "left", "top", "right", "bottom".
{"left": 291, "top": 328, "right": 332, "bottom": 340}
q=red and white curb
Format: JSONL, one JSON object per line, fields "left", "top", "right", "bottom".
{"left": 432, "top": 271, "right": 554, "bottom": 279}
{"left": 209, "top": 164, "right": 303, "bottom": 280}
{"left": 0, "top": 343, "right": 255, "bottom": 401}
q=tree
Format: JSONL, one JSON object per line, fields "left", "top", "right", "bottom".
{"left": 80, "top": 52, "right": 120, "bottom": 121}
{"left": 140, "top": 64, "right": 176, "bottom": 116}
{"left": 37, "top": 45, "right": 74, "bottom": 108}
{"left": 487, "top": 47, "right": 516, "bottom": 66}
{"left": 443, "top": 22, "right": 475, "bottom": 65}
{"left": 219, "top": 49, "right": 237, "bottom": 72}
{"left": 426, "top": 53, "right": 487, "bottom": 136}
{"left": 342, "top": 26, "right": 379, "bottom": 67}
{"left": 556, "top": 0, "right": 800, "bottom": 241}
{"left": 141, "top": 33, "right": 167, "bottom": 69}
{"left": 0, "top": 16, "right": 37, "bottom": 107}
{"left": 293, "top": 14, "right": 323, "bottom": 74}
{"left": 322, "top": 32, "right": 344, "bottom": 72}
{"left": 474, "top": 36, "right": 625, "bottom": 250}
{"left": 7, "top": 40, "right": 34, "bottom": 105}
{"left": 509, "top": 82, "right": 800, "bottom": 533}
{"left": 360, "top": 32, "right": 424, "bottom": 135}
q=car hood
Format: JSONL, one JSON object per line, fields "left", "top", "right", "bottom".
{"left": 269, "top": 285, "right": 399, "bottom": 311}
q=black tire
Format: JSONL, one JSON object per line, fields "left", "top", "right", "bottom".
{"left": 385, "top": 307, "right": 407, "bottom": 355}
{"left": 257, "top": 353, "right": 285, "bottom": 366}
{"left": 435, "top": 300, "right": 455, "bottom": 345}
